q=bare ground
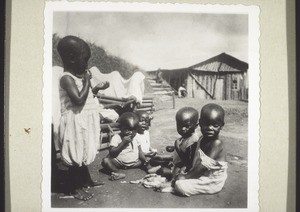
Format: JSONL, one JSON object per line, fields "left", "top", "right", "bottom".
{"left": 51, "top": 97, "right": 248, "bottom": 208}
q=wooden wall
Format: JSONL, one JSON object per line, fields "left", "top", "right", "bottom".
{"left": 155, "top": 69, "right": 248, "bottom": 101}
{"left": 188, "top": 71, "right": 247, "bottom": 100}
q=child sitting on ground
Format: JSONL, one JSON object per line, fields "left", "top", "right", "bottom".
{"left": 134, "top": 111, "right": 162, "bottom": 173}
{"left": 172, "top": 103, "right": 228, "bottom": 196}
{"left": 102, "top": 112, "right": 148, "bottom": 180}
{"left": 155, "top": 107, "right": 200, "bottom": 181}
{"left": 57, "top": 35, "right": 104, "bottom": 201}
{"left": 135, "top": 111, "right": 157, "bottom": 157}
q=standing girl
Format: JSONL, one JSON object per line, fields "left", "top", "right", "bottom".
{"left": 57, "top": 35, "right": 103, "bottom": 200}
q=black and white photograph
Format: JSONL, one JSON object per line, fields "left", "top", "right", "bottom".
{"left": 43, "top": 2, "right": 260, "bottom": 211}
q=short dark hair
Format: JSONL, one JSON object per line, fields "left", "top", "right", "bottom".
{"left": 199, "top": 103, "right": 225, "bottom": 126}
{"left": 119, "top": 112, "right": 139, "bottom": 130}
{"left": 176, "top": 107, "right": 199, "bottom": 126}
{"left": 57, "top": 35, "right": 90, "bottom": 64}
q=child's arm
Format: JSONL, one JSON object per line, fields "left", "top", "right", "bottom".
{"left": 138, "top": 146, "right": 147, "bottom": 164}
{"left": 174, "top": 139, "right": 187, "bottom": 162}
{"left": 182, "top": 140, "right": 224, "bottom": 179}
{"left": 170, "top": 164, "right": 182, "bottom": 187}
{"left": 92, "top": 81, "right": 110, "bottom": 94}
{"left": 109, "top": 135, "right": 133, "bottom": 158}
{"left": 60, "top": 72, "right": 90, "bottom": 105}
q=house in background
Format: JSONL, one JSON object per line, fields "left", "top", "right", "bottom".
{"left": 147, "top": 52, "right": 248, "bottom": 101}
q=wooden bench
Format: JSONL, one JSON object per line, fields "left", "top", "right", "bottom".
{"left": 98, "top": 95, "right": 155, "bottom": 150}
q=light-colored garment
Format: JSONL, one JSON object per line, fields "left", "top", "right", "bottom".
{"left": 90, "top": 66, "right": 145, "bottom": 103}
{"left": 134, "top": 131, "right": 151, "bottom": 154}
{"left": 173, "top": 133, "right": 199, "bottom": 165}
{"left": 174, "top": 148, "right": 228, "bottom": 196}
{"left": 98, "top": 108, "right": 119, "bottom": 122}
{"left": 58, "top": 72, "right": 100, "bottom": 166}
{"left": 52, "top": 66, "right": 64, "bottom": 151}
{"left": 178, "top": 86, "right": 186, "bottom": 98}
{"left": 130, "top": 174, "right": 167, "bottom": 189}
{"left": 110, "top": 134, "right": 140, "bottom": 167}
{"left": 52, "top": 66, "right": 117, "bottom": 151}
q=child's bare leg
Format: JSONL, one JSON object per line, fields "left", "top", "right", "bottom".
{"left": 150, "top": 155, "right": 173, "bottom": 167}
{"left": 131, "top": 159, "right": 143, "bottom": 168}
{"left": 102, "top": 157, "right": 121, "bottom": 173}
{"left": 69, "top": 166, "right": 93, "bottom": 201}
{"left": 147, "top": 164, "right": 162, "bottom": 174}
{"left": 102, "top": 157, "right": 126, "bottom": 180}
{"left": 81, "top": 165, "right": 105, "bottom": 188}
{"left": 71, "top": 188, "right": 94, "bottom": 201}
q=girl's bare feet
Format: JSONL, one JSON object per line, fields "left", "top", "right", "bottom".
{"left": 71, "top": 188, "right": 94, "bottom": 201}
{"left": 110, "top": 172, "right": 126, "bottom": 181}
{"left": 83, "top": 180, "right": 105, "bottom": 188}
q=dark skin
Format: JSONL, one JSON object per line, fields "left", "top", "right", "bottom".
{"left": 102, "top": 113, "right": 147, "bottom": 177}
{"left": 91, "top": 80, "right": 110, "bottom": 95}
{"left": 58, "top": 36, "right": 103, "bottom": 200}
{"left": 59, "top": 37, "right": 91, "bottom": 106}
{"left": 174, "top": 104, "right": 225, "bottom": 182}
{"left": 135, "top": 111, "right": 157, "bottom": 171}
{"left": 171, "top": 107, "right": 199, "bottom": 181}
{"left": 136, "top": 111, "right": 149, "bottom": 134}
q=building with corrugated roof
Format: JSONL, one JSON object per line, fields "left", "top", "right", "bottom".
{"left": 147, "top": 52, "right": 248, "bottom": 101}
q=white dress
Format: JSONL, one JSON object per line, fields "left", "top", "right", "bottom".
{"left": 174, "top": 137, "right": 228, "bottom": 196}
{"left": 58, "top": 72, "right": 100, "bottom": 166}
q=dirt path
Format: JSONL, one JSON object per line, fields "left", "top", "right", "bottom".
{"left": 51, "top": 97, "right": 248, "bottom": 208}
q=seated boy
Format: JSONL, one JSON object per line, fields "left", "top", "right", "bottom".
{"left": 171, "top": 107, "right": 199, "bottom": 177}
{"left": 173, "top": 103, "right": 228, "bottom": 196}
{"left": 101, "top": 112, "right": 147, "bottom": 180}
{"left": 156, "top": 107, "right": 199, "bottom": 181}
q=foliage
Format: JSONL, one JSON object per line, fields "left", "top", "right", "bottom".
{"left": 52, "top": 34, "right": 144, "bottom": 79}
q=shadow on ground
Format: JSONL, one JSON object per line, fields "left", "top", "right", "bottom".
{"left": 51, "top": 98, "right": 248, "bottom": 208}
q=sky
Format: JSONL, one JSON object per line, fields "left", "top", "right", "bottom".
{"left": 53, "top": 12, "right": 248, "bottom": 71}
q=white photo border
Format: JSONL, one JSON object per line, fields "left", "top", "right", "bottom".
{"left": 43, "top": 2, "right": 260, "bottom": 211}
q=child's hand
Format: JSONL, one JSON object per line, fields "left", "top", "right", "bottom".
{"left": 175, "top": 173, "right": 186, "bottom": 181}
{"left": 123, "top": 135, "right": 133, "bottom": 145}
{"left": 83, "top": 71, "right": 91, "bottom": 83}
{"left": 96, "top": 81, "right": 110, "bottom": 90}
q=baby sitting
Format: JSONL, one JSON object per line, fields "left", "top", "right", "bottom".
{"left": 101, "top": 112, "right": 147, "bottom": 180}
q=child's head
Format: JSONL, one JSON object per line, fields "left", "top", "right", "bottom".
{"left": 175, "top": 107, "right": 199, "bottom": 138}
{"left": 119, "top": 112, "right": 139, "bottom": 138}
{"left": 199, "top": 103, "right": 225, "bottom": 139}
{"left": 57, "top": 35, "right": 91, "bottom": 75}
{"left": 135, "top": 111, "right": 150, "bottom": 133}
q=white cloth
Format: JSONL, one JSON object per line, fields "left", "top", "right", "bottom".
{"left": 110, "top": 134, "right": 140, "bottom": 166}
{"left": 58, "top": 72, "right": 100, "bottom": 166}
{"left": 174, "top": 148, "right": 228, "bottom": 196}
{"left": 52, "top": 66, "right": 64, "bottom": 151}
{"left": 134, "top": 131, "right": 151, "bottom": 154}
{"left": 173, "top": 133, "right": 199, "bottom": 165}
{"left": 130, "top": 174, "right": 167, "bottom": 189}
{"left": 99, "top": 108, "right": 119, "bottom": 122}
{"left": 90, "top": 66, "right": 145, "bottom": 103}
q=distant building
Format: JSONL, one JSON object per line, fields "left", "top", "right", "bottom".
{"left": 147, "top": 53, "right": 248, "bottom": 101}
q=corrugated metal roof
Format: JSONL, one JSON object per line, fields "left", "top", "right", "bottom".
{"left": 190, "top": 52, "right": 248, "bottom": 73}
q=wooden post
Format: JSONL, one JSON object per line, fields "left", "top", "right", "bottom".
{"left": 172, "top": 92, "right": 175, "bottom": 109}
